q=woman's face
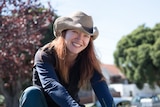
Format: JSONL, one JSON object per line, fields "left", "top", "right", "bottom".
{"left": 65, "top": 29, "right": 90, "bottom": 55}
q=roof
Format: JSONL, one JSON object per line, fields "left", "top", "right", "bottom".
{"left": 101, "top": 64, "right": 126, "bottom": 78}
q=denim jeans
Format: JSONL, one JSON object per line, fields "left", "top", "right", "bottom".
{"left": 19, "top": 86, "right": 48, "bottom": 107}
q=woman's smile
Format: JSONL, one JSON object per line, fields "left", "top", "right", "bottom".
{"left": 72, "top": 42, "right": 82, "bottom": 47}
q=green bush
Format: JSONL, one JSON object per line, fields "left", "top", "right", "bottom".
{"left": 0, "top": 95, "right": 5, "bottom": 106}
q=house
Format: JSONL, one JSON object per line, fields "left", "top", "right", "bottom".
{"left": 101, "top": 64, "right": 160, "bottom": 97}
{"left": 100, "top": 64, "right": 128, "bottom": 84}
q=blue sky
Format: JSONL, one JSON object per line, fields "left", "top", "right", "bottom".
{"left": 41, "top": 0, "right": 160, "bottom": 64}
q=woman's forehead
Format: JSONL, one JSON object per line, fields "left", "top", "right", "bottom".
{"left": 67, "top": 29, "right": 90, "bottom": 36}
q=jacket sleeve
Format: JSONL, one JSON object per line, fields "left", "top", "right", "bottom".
{"left": 34, "top": 49, "right": 80, "bottom": 107}
{"left": 90, "top": 71, "right": 115, "bottom": 107}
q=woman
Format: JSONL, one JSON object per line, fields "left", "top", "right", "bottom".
{"left": 19, "top": 11, "right": 115, "bottom": 107}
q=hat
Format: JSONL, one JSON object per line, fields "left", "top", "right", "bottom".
{"left": 54, "top": 11, "right": 99, "bottom": 40}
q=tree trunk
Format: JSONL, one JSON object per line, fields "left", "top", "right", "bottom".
{"left": 4, "top": 93, "right": 19, "bottom": 107}
{"left": 0, "top": 79, "right": 22, "bottom": 107}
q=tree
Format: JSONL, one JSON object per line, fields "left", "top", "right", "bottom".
{"left": 0, "top": 0, "right": 56, "bottom": 107}
{"left": 114, "top": 23, "right": 160, "bottom": 89}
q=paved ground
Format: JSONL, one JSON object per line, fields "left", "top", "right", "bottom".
{"left": 85, "top": 103, "right": 94, "bottom": 107}
{"left": 84, "top": 97, "right": 133, "bottom": 107}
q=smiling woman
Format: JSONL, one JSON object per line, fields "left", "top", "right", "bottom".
{"left": 19, "top": 11, "right": 115, "bottom": 107}
{"left": 65, "top": 29, "right": 90, "bottom": 55}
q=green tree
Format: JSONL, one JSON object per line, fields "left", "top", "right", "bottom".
{"left": 114, "top": 23, "right": 160, "bottom": 89}
{"left": 0, "top": 0, "right": 56, "bottom": 107}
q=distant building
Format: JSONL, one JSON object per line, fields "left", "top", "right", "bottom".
{"left": 101, "top": 64, "right": 128, "bottom": 84}
{"left": 100, "top": 64, "right": 160, "bottom": 97}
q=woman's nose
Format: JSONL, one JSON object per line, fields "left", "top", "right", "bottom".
{"left": 77, "top": 33, "right": 83, "bottom": 40}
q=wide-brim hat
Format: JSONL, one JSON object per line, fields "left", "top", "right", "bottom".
{"left": 54, "top": 11, "right": 99, "bottom": 40}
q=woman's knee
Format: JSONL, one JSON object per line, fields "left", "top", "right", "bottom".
{"left": 19, "top": 86, "right": 47, "bottom": 107}
{"left": 22, "top": 86, "right": 43, "bottom": 98}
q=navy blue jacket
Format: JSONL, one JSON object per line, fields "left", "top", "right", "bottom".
{"left": 33, "top": 47, "right": 115, "bottom": 107}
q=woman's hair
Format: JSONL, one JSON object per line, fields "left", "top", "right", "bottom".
{"left": 47, "top": 30, "right": 104, "bottom": 87}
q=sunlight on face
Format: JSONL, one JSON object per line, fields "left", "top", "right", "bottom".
{"left": 65, "top": 29, "right": 90, "bottom": 55}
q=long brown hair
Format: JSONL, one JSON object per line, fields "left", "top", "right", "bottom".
{"left": 47, "top": 31, "right": 103, "bottom": 87}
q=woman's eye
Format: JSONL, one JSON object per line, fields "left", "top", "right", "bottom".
{"left": 72, "top": 30, "right": 78, "bottom": 34}
{"left": 84, "top": 34, "right": 90, "bottom": 38}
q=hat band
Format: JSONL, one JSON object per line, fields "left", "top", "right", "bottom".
{"left": 82, "top": 26, "right": 93, "bottom": 34}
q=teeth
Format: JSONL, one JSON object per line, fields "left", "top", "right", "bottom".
{"left": 73, "top": 43, "right": 81, "bottom": 47}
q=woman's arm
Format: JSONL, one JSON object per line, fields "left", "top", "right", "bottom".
{"left": 90, "top": 71, "right": 115, "bottom": 107}
{"left": 34, "top": 49, "right": 80, "bottom": 107}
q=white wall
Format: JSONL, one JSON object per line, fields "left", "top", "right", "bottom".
{"left": 109, "top": 83, "right": 160, "bottom": 97}
{"left": 101, "top": 67, "right": 110, "bottom": 83}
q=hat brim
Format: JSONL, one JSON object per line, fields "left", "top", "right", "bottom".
{"left": 54, "top": 17, "right": 99, "bottom": 40}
